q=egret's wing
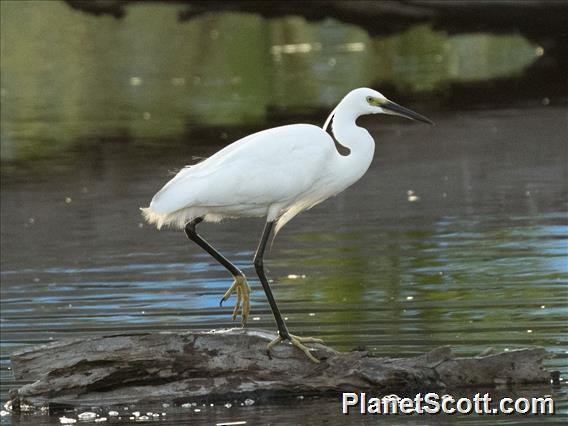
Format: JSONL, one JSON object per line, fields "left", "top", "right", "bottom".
{"left": 148, "top": 124, "right": 334, "bottom": 215}
{"left": 151, "top": 131, "right": 260, "bottom": 197}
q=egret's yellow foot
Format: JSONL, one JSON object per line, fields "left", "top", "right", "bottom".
{"left": 267, "top": 334, "right": 324, "bottom": 363}
{"left": 220, "top": 275, "right": 250, "bottom": 326}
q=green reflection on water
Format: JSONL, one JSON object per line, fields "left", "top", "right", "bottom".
{"left": 1, "top": 1, "right": 537, "bottom": 161}
{"left": 274, "top": 217, "right": 567, "bottom": 353}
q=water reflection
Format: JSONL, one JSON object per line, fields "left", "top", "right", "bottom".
{"left": 1, "top": 105, "right": 566, "bottom": 423}
{"left": 279, "top": 213, "right": 567, "bottom": 353}
{"left": 1, "top": 2, "right": 567, "bottom": 424}
{"left": 1, "top": 1, "right": 539, "bottom": 161}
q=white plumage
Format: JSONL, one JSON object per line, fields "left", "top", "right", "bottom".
{"left": 141, "top": 87, "right": 432, "bottom": 363}
{"left": 142, "top": 87, "right": 432, "bottom": 232}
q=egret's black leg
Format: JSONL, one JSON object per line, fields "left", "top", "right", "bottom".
{"left": 185, "top": 217, "right": 250, "bottom": 324}
{"left": 254, "top": 221, "right": 323, "bottom": 363}
{"left": 253, "top": 221, "right": 290, "bottom": 339}
{"left": 185, "top": 217, "right": 243, "bottom": 277}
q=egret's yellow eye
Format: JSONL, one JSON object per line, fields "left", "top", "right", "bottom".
{"left": 367, "top": 96, "right": 382, "bottom": 106}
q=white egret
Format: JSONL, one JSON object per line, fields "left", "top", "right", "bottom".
{"left": 142, "top": 87, "right": 432, "bottom": 362}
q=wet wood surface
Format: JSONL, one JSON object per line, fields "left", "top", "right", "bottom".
{"left": 9, "top": 329, "right": 551, "bottom": 408}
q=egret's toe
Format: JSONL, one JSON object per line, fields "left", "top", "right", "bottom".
{"left": 221, "top": 275, "right": 250, "bottom": 326}
{"left": 291, "top": 335, "right": 324, "bottom": 344}
{"left": 266, "top": 333, "right": 321, "bottom": 363}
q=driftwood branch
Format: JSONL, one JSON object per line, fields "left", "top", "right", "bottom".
{"left": 9, "top": 329, "right": 551, "bottom": 408}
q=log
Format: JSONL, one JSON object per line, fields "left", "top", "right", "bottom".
{"left": 8, "top": 329, "right": 551, "bottom": 409}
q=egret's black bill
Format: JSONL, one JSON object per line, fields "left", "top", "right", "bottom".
{"left": 383, "top": 101, "right": 434, "bottom": 125}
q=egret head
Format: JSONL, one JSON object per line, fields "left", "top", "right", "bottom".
{"left": 347, "top": 87, "right": 433, "bottom": 125}
{"left": 323, "top": 87, "right": 433, "bottom": 132}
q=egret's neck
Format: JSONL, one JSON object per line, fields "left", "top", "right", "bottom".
{"left": 330, "top": 104, "right": 375, "bottom": 190}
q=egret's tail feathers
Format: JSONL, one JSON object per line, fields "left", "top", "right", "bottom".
{"left": 140, "top": 206, "right": 194, "bottom": 230}
{"left": 141, "top": 207, "right": 165, "bottom": 229}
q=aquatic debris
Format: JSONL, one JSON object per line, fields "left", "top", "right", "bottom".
{"left": 77, "top": 412, "right": 97, "bottom": 420}
{"left": 137, "top": 415, "right": 149, "bottom": 421}
{"left": 181, "top": 403, "right": 191, "bottom": 408}
{"left": 108, "top": 411, "right": 119, "bottom": 417}
{"left": 216, "top": 422, "right": 247, "bottom": 426}
{"left": 0, "top": 410, "right": 10, "bottom": 417}
{"left": 194, "top": 408, "right": 201, "bottom": 413}
{"left": 244, "top": 398, "right": 255, "bottom": 406}
{"left": 132, "top": 411, "right": 140, "bottom": 417}
{"left": 224, "top": 403, "right": 232, "bottom": 408}
{"left": 8, "top": 330, "right": 551, "bottom": 406}
{"left": 407, "top": 190, "right": 420, "bottom": 202}
{"left": 59, "top": 417, "right": 77, "bottom": 424}
{"left": 94, "top": 418, "right": 107, "bottom": 423}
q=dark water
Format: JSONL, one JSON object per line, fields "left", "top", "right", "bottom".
{"left": 1, "top": 1, "right": 568, "bottom": 424}
{"left": 1, "top": 105, "right": 567, "bottom": 424}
